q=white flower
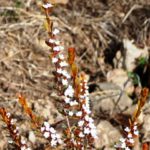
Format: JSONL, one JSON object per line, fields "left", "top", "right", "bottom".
{"left": 78, "top": 120, "right": 84, "bottom": 127}
{"left": 128, "top": 138, "right": 134, "bottom": 144}
{"left": 51, "top": 133, "right": 57, "bottom": 139}
{"left": 53, "top": 28, "right": 60, "bottom": 35}
{"left": 57, "top": 68, "right": 62, "bottom": 74}
{"left": 119, "top": 138, "right": 126, "bottom": 143}
{"left": 51, "top": 139, "right": 57, "bottom": 147}
{"left": 89, "top": 122, "right": 96, "bottom": 129}
{"left": 44, "top": 122, "right": 50, "bottom": 131}
{"left": 76, "top": 111, "right": 82, "bottom": 117}
{"left": 134, "top": 130, "right": 139, "bottom": 136}
{"left": 55, "top": 133, "right": 61, "bottom": 139}
{"left": 21, "top": 146, "right": 26, "bottom": 150}
{"left": 21, "top": 139, "right": 26, "bottom": 144}
{"left": 49, "top": 39, "right": 55, "bottom": 44}
{"left": 6, "top": 112, "right": 11, "bottom": 118}
{"left": 62, "top": 79, "right": 68, "bottom": 86}
{"left": 50, "top": 127, "right": 56, "bottom": 134}
{"left": 133, "top": 125, "right": 137, "bottom": 130}
{"left": 85, "top": 115, "right": 89, "bottom": 122}
{"left": 59, "top": 54, "right": 64, "bottom": 60}
{"left": 127, "top": 133, "right": 132, "bottom": 138}
{"left": 64, "top": 97, "right": 70, "bottom": 103}
{"left": 41, "top": 127, "right": 45, "bottom": 132}
{"left": 43, "top": 132, "right": 50, "bottom": 138}
{"left": 55, "top": 40, "right": 60, "bottom": 45}
{"left": 64, "top": 85, "right": 74, "bottom": 97}
{"left": 79, "top": 132, "right": 85, "bottom": 138}
{"left": 90, "top": 128, "right": 97, "bottom": 138}
{"left": 125, "top": 147, "right": 131, "bottom": 150}
{"left": 52, "top": 57, "right": 58, "bottom": 63}
{"left": 59, "top": 61, "right": 68, "bottom": 67}
{"left": 57, "top": 138, "right": 63, "bottom": 144}
{"left": 10, "top": 119, "right": 16, "bottom": 125}
{"left": 84, "top": 127, "right": 90, "bottom": 134}
{"left": 53, "top": 46, "right": 64, "bottom": 51}
{"left": 124, "top": 127, "right": 131, "bottom": 132}
{"left": 44, "top": 122, "right": 50, "bottom": 128}
{"left": 43, "top": 3, "right": 53, "bottom": 9}
{"left": 61, "top": 70, "right": 71, "bottom": 79}
{"left": 88, "top": 117, "right": 94, "bottom": 123}
{"left": 70, "top": 100, "right": 78, "bottom": 106}
{"left": 68, "top": 111, "right": 73, "bottom": 116}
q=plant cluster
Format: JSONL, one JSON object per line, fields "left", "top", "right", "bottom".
{"left": 0, "top": 1, "right": 149, "bottom": 150}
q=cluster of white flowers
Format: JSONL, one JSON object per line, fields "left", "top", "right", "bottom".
{"left": 20, "top": 139, "right": 31, "bottom": 150}
{"left": 48, "top": 29, "right": 71, "bottom": 88}
{"left": 6, "top": 113, "right": 31, "bottom": 150}
{"left": 76, "top": 78, "right": 97, "bottom": 139}
{"left": 41, "top": 122, "right": 62, "bottom": 147}
{"left": 115, "top": 122, "right": 139, "bottom": 149}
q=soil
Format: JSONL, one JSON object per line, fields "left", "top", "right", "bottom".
{"left": 0, "top": 0, "right": 150, "bottom": 149}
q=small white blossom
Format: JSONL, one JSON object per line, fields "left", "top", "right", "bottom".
{"left": 128, "top": 138, "right": 134, "bottom": 144}
{"left": 70, "top": 100, "right": 78, "bottom": 106}
{"left": 43, "top": 3, "right": 53, "bottom": 9}
{"left": 84, "top": 127, "right": 90, "bottom": 134}
{"left": 78, "top": 120, "right": 84, "bottom": 127}
{"left": 53, "top": 29, "right": 60, "bottom": 35}
{"left": 76, "top": 111, "right": 82, "bottom": 117}
{"left": 79, "top": 132, "right": 85, "bottom": 138}
{"left": 43, "top": 132, "right": 50, "bottom": 138}
{"left": 127, "top": 133, "right": 132, "bottom": 138}
{"left": 124, "top": 127, "right": 131, "bottom": 132}
{"left": 125, "top": 147, "right": 131, "bottom": 150}
{"left": 59, "top": 54, "right": 64, "bottom": 60}
{"left": 21, "top": 139, "right": 26, "bottom": 145}
{"left": 134, "top": 130, "right": 139, "bottom": 136}
{"left": 64, "top": 85, "right": 74, "bottom": 97}
{"left": 89, "top": 122, "right": 96, "bottom": 129}
{"left": 68, "top": 111, "right": 73, "bottom": 116}
{"left": 49, "top": 39, "right": 55, "bottom": 44}
{"left": 6, "top": 112, "right": 11, "bottom": 118}
{"left": 50, "top": 127, "right": 56, "bottom": 134}
{"left": 21, "top": 146, "right": 27, "bottom": 150}
{"left": 51, "top": 139, "right": 57, "bottom": 147}
{"left": 62, "top": 79, "right": 68, "bottom": 86}
{"left": 64, "top": 97, "right": 70, "bottom": 103}
{"left": 59, "top": 61, "right": 68, "bottom": 67}
{"left": 41, "top": 127, "right": 45, "bottom": 132}
{"left": 55, "top": 40, "right": 60, "bottom": 45}
{"left": 90, "top": 128, "right": 97, "bottom": 138}
{"left": 61, "top": 70, "right": 71, "bottom": 79}
{"left": 52, "top": 57, "right": 58, "bottom": 63}
{"left": 119, "top": 138, "right": 126, "bottom": 143}
{"left": 57, "top": 68, "right": 62, "bottom": 74}
{"left": 53, "top": 46, "right": 64, "bottom": 51}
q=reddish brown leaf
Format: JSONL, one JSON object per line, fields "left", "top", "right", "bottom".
{"left": 68, "top": 47, "right": 75, "bottom": 65}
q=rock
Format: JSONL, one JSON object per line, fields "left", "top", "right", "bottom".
{"left": 107, "top": 69, "right": 134, "bottom": 95}
{"left": 123, "top": 39, "right": 148, "bottom": 72}
{"left": 29, "top": 131, "right": 36, "bottom": 144}
{"left": 91, "top": 82, "right": 132, "bottom": 113}
{"left": 95, "top": 120, "right": 121, "bottom": 149}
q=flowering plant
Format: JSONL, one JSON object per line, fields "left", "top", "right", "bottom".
{"left": 0, "top": 1, "right": 97, "bottom": 150}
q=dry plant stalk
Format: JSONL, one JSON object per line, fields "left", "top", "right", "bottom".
{"left": 18, "top": 95, "right": 40, "bottom": 128}
{"left": 0, "top": 108, "right": 30, "bottom": 150}
{"left": 115, "top": 88, "right": 149, "bottom": 150}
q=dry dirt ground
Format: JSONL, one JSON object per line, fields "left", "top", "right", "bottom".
{"left": 0, "top": 0, "right": 150, "bottom": 149}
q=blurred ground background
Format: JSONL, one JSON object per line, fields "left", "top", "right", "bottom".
{"left": 0, "top": 0, "right": 150, "bottom": 149}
